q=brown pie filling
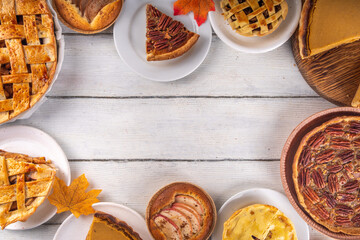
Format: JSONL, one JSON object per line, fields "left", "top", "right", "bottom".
{"left": 70, "top": 0, "right": 117, "bottom": 23}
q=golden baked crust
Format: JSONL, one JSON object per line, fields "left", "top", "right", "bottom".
{"left": 147, "top": 33, "right": 199, "bottom": 61}
{"left": 146, "top": 5, "right": 200, "bottom": 61}
{"left": 146, "top": 182, "right": 216, "bottom": 240}
{"left": 223, "top": 204, "right": 297, "bottom": 240}
{"left": 293, "top": 116, "right": 360, "bottom": 235}
{"left": 220, "top": 0, "right": 288, "bottom": 37}
{"left": 0, "top": 0, "right": 57, "bottom": 124}
{"left": 86, "top": 211, "right": 143, "bottom": 240}
{"left": 0, "top": 150, "right": 56, "bottom": 229}
{"left": 53, "top": 0, "right": 123, "bottom": 33}
{"left": 298, "top": 0, "right": 313, "bottom": 58}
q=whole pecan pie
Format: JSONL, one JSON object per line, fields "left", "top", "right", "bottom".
{"left": 293, "top": 116, "right": 360, "bottom": 235}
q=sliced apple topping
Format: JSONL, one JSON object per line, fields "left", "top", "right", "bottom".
{"left": 175, "top": 195, "right": 204, "bottom": 216}
{"left": 160, "top": 208, "right": 193, "bottom": 239}
{"left": 172, "top": 203, "right": 201, "bottom": 233}
{"left": 154, "top": 214, "right": 183, "bottom": 240}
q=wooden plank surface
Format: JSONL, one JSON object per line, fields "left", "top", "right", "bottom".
{"left": 13, "top": 98, "right": 335, "bottom": 160}
{"left": 51, "top": 34, "right": 317, "bottom": 97}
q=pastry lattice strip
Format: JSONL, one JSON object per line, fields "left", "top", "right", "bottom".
{"left": 0, "top": 0, "right": 56, "bottom": 119}
{"left": 0, "top": 152, "right": 56, "bottom": 229}
{"left": 221, "top": 0, "right": 287, "bottom": 36}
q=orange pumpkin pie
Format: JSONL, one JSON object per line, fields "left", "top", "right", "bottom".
{"left": 86, "top": 211, "right": 143, "bottom": 240}
{"left": 299, "top": 0, "right": 360, "bottom": 58}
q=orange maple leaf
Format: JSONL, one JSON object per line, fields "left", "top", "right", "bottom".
{"left": 174, "top": 0, "right": 215, "bottom": 26}
{"left": 48, "top": 174, "right": 102, "bottom": 218}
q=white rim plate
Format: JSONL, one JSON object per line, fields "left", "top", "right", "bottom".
{"left": 53, "top": 202, "right": 153, "bottom": 240}
{"left": 209, "top": 0, "right": 301, "bottom": 53}
{"left": 0, "top": 125, "right": 71, "bottom": 230}
{"left": 113, "top": 0, "right": 212, "bottom": 81}
{"left": 212, "top": 188, "right": 309, "bottom": 240}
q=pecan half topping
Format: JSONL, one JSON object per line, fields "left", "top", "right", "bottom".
{"left": 303, "top": 187, "right": 320, "bottom": 204}
{"left": 338, "top": 150, "right": 354, "bottom": 164}
{"left": 327, "top": 164, "right": 343, "bottom": 173}
{"left": 325, "top": 123, "right": 344, "bottom": 136}
{"left": 335, "top": 216, "right": 351, "bottom": 225}
{"left": 331, "top": 138, "right": 351, "bottom": 149}
{"left": 337, "top": 193, "right": 356, "bottom": 203}
{"left": 343, "top": 180, "right": 359, "bottom": 193}
{"left": 353, "top": 138, "right": 360, "bottom": 148}
{"left": 170, "top": 32, "right": 188, "bottom": 48}
{"left": 154, "top": 39, "right": 169, "bottom": 50}
{"left": 150, "top": 5, "right": 161, "bottom": 18}
{"left": 299, "top": 148, "right": 311, "bottom": 166}
{"left": 349, "top": 121, "right": 360, "bottom": 134}
{"left": 315, "top": 149, "right": 334, "bottom": 164}
{"left": 328, "top": 174, "right": 339, "bottom": 194}
{"left": 168, "top": 21, "right": 184, "bottom": 36}
{"left": 335, "top": 204, "right": 354, "bottom": 216}
{"left": 307, "top": 132, "right": 325, "bottom": 148}
{"left": 311, "top": 169, "right": 325, "bottom": 189}
{"left": 158, "top": 14, "right": 172, "bottom": 30}
{"left": 299, "top": 168, "right": 310, "bottom": 187}
{"left": 148, "top": 31, "right": 165, "bottom": 41}
{"left": 352, "top": 214, "right": 360, "bottom": 224}
{"left": 323, "top": 192, "right": 336, "bottom": 208}
{"left": 313, "top": 205, "right": 330, "bottom": 220}
{"left": 147, "top": 19, "right": 157, "bottom": 29}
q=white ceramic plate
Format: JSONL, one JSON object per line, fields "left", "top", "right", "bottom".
{"left": 212, "top": 188, "right": 309, "bottom": 240}
{"left": 209, "top": 0, "right": 301, "bottom": 53}
{"left": 53, "top": 202, "right": 153, "bottom": 240}
{"left": 0, "top": 125, "right": 71, "bottom": 230}
{"left": 113, "top": 0, "right": 212, "bottom": 81}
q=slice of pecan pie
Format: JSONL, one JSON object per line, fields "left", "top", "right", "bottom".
{"left": 293, "top": 116, "right": 360, "bottom": 235}
{"left": 146, "top": 5, "right": 200, "bottom": 61}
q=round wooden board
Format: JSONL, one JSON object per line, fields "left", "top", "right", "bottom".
{"left": 292, "top": 30, "right": 360, "bottom": 106}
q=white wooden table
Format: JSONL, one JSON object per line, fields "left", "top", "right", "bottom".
{"left": 1, "top": 23, "right": 335, "bottom": 240}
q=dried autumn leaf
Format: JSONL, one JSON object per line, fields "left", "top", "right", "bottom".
{"left": 174, "top": 0, "right": 215, "bottom": 26}
{"left": 48, "top": 174, "right": 102, "bottom": 218}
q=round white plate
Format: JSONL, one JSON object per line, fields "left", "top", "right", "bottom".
{"left": 209, "top": 0, "right": 301, "bottom": 53}
{"left": 212, "top": 188, "right": 309, "bottom": 240}
{"left": 113, "top": 0, "right": 212, "bottom": 81}
{"left": 53, "top": 202, "right": 153, "bottom": 240}
{"left": 0, "top": 125, "right": 71, "bottom": 230}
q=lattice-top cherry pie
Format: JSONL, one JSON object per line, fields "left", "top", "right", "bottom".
{"left": 0, "top": 150, "right": 56, "bottom": 229}
{"left": 0, "top": 0, "right": 57, "bottom": 124}
{"left": 220, "top": 0, "right": 288, "bottom": 37}
{"left": 294, "top": 116, "right": 360, "bottom": 235}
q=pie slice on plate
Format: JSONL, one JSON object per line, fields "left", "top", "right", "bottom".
{"left": 0, "top": 150, "right": 56, "bottom": 229}
{"left": 299, "top": 0, "right": 360, "bottom": 59}
{"left": 146, "top": 4, "right": 200, "bottom": 61}
{"left": 86, "top": 211, "right": 143, "bottom": 240}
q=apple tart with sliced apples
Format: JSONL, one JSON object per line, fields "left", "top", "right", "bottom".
{"left": 146, "top": 182, "right": 216, "bottom": 240}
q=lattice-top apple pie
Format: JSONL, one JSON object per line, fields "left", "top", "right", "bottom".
{"left": 220, "top": 0, "right": 288, "bottom": 37}
{"left": 0, "top": 0, "right": 57, "bottom": 124}
{"left": 0, "top": 150, "right": 56, "bottom": 229}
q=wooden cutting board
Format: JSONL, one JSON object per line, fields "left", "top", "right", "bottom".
{"left": 292, "top": 31, "right": 360, "bottom": 106}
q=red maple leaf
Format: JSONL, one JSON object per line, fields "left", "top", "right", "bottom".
{"left": 174, "top": 0, "right": 215, "bottom": 26}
